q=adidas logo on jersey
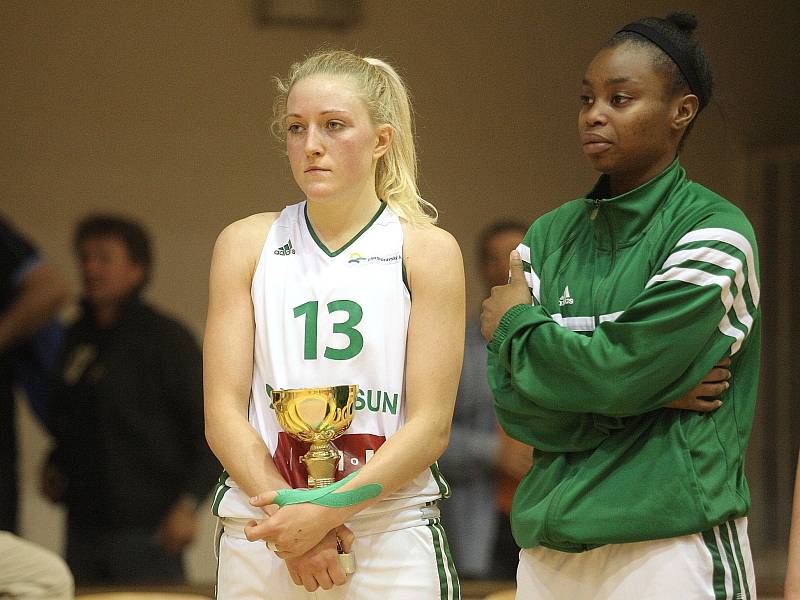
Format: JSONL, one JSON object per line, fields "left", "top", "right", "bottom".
{"left": 274, "top": 240, "right": 296, "bottom": 256}
{"left": 559, "top": 286, "right": 574, "bottom": 306}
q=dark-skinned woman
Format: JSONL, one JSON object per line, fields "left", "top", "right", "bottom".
{"left": 481, "top": 13, "right": 759, "bottom": 600}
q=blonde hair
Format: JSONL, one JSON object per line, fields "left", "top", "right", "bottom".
{"left": 272, "top": 49, "right": 437, "bottom": 225}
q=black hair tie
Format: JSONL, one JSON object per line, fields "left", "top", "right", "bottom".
{"left": 618, "top": 22, "right": 706, "bottom": 111}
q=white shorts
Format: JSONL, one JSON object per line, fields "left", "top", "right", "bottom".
{"left": 216, "top": 510, "right": 460, "bottom": 600}
{"left": 0, "top": 532, "right": 74, "bottom": 600}
{"left": 515, "top": 517, "right": 755, "bottom": 600}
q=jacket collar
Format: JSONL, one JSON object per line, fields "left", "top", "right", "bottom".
{"left": 583, "top": 158, "right": 685, "bottom": 247}
{"left": 79, "top": 293, "right": 145, "bottom": 331}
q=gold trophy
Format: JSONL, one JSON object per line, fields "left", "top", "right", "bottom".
{"left": 271, "top": 384, "right": 358, "bottom": 572}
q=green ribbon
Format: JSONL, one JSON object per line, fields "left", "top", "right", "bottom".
{"left": 272, "top": 471, "right": 383, "bottom": 508}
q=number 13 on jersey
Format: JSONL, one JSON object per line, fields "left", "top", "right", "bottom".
{"left": 293, "top": 299, "right": 364, "bottom": 360}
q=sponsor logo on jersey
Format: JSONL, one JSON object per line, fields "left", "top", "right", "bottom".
{"left": 355, "top": 387, "right": 400, "bottom": 414}
{"left": 348, "top": 252, "right": 366, "bottom": 264}
{"left": 274, "top": 240, "right": 296, "bottom": 255}
{"left": 267, "top": 384, "right": 400, "bottom": 416}
{"left": 559, "top": 285, "right": 574, "bottom": 306}
{"left": 273, "top": 432, "right": 386, "bottom": 488}
{"left": 347, "top": 251, "right": 401, "bottom": 265}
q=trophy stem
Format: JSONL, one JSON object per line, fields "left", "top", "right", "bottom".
{"left": 301, "top": 440, "right": 340, "bottom": 489}
{"left": 271, "top": 385, "right": 358, "bottom": 574}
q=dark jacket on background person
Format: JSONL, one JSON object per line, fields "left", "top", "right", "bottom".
{"left": 0, "top": 218, "right": 40, "bottom": 532}
{"left": 48, "top": 295, "right": 218, "bottom": 529}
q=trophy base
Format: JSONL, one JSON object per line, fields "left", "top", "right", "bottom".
{"left": 309, "top": 476, "right": 335, "bottom": 488}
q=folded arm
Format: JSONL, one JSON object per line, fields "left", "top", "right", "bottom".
{"left": 486, "top": 219, "right": 759, "bottom": 449}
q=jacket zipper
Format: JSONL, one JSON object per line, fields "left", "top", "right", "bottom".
{"left": 589, "top": 199, "right": 617, "bottom": 323}
{"left": 590, "top": 198, "right": 601, "bottom": 220}
{"left": 606, "top": 206, "right": 617, "bottom": 271}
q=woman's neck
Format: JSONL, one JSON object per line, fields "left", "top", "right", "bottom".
{"left": 305, "top": 184, "right": 382, "bottom": 253}
{"left": 607, "top": 153, "right": 677, "bottom": 197}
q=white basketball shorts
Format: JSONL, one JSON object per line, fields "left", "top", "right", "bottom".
{"left": 216, "top": 508, "right": 460, "bottom": 600}
{"left": 515, "top": 517, "right": 755, "bottom": 600}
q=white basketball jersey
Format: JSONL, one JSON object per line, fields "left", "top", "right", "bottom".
{"left": 213, "top": 201, "right": 449, "bottom": 521}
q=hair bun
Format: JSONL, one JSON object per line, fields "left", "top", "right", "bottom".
{"left": 666, "top": 12, "right": 698, "bottom": 34}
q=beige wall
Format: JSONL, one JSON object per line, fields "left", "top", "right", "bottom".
{"left": 3, "top": 0, "right": 798, "bottom": 585}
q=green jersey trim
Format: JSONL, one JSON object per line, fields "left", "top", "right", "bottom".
{"left": 402, "top": 260, "right": 410, "bottom": 296}
{"left": 429, "top": 462, "right": 451, "bottom": 499}
{"left": 211, "top": 471, "right": 231, "bottom": 517}
{"left": 303, "top": 201, "right": 387, "bottom": 257}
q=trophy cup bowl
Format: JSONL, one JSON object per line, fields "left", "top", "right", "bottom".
{"left": 270, "top": 384, "right": 357, "bottom": 488}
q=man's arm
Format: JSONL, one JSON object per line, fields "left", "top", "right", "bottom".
{"left": 0, "top": 262, "right": 68, "bottom": 353}
{"left": 157, "top": 321, "right": 220, "bottom": 554}
{"left": 437, "top": 333, "right": 499, "bottom": 479}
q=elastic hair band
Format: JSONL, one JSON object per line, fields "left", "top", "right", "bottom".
{"left": 618, "top": 22, "right": 706, "bottom": 110}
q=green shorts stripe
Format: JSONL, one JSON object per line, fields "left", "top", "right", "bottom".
{"left": 719, "top": 521, "right": 742, "bottom": 599}
{"left": 701, "top": 528, "right": 727, "bottom": 599}
{"left": 727, "top": 520, "right": 752, "bottom": 600}
{"left": 426, "top": 520, "right": 460, "bottom": 599}
{"left": 432, "top": 520, "right": 461, "bottom": 599}
{"left": 214, "top": 519, "right": 224, "bottom": 599}
{"left": 729, "top": 521, "right": 752, "bottom": 600}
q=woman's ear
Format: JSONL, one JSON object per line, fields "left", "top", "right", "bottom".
{"left": 672, "top": 93, "right": 700, "bottom": 132}
{"left": 374, "top": 124, "right": 393, "bottom": 160}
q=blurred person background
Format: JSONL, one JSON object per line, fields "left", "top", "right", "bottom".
{"left": 2, "top": 1, "right": 796, "bottom": 595}
{"left": 41, "top": 215, "right": 219, "bottom": 585}
{"left": 0, "top": 216, "right": 68, "bottom": 534}
{"left": 439, "top": 221, "right": 530, "bottom": 581}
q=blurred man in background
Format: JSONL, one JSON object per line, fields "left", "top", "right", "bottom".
{"left": 439, "top": 221, "right": 532, "bottom": 580}
{"left": 0, "top": 216, "right": 68, "bottom": 534}
{"left": 42, "top": 215, "right": 218, "bottom": 585}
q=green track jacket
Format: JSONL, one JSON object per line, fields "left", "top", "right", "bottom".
{"left": 488, "top": 159, "right": 761, "bottom": 552}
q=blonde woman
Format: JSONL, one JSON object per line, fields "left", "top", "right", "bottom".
{"left": 204, "top": 50, "right": 464, "bottom": 599}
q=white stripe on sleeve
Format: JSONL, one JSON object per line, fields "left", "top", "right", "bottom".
{"left": 516, "top": 243, "right": 531, "bottom": 264}
{"left": 675, "top": 228, "right": 760, "bottom": 306}
{"left": 661, "top": 246, "right": 754, "bottom": 332}
{"left": 551, "top": 313, "right": 596, "bottom": 332}
{"left": 517, "top": 243, "right": 541, "bottom": 302}
{"left": 646, "top": 266, "right": 748, "bottom": 354}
